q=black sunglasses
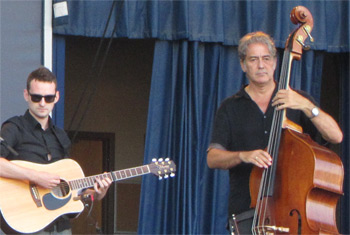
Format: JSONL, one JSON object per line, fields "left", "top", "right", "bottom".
{"left": 28, "top": 92, "right": 56, "bottom": 103}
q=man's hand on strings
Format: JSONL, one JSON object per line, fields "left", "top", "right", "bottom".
{"left": 272, "top": 89, "right": 310, "bottom": 111}
{"left": 93, "top": 177, "right": 113, "bottom": 201}
{"left": 31, "top": 171, "right": 61, "bottom": 189}
{"left": 239, "top": 150, "right": 272, "bottom": 168}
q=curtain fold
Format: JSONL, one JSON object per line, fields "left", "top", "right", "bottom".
{"left": 53, "top": 0, "right": 349, "bottom": 52}
{"left": 138, "top": 40, "right": 326, "bottom": 234}
{"left": 52, "top": 36, "right": 66, "bottom": 129}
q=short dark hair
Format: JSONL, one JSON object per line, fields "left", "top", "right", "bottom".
{"left": 238, "top": 31, "right": 277, "bottom": 61}
{"left": 27, "top": 67, "right": 57, "bottom": 91}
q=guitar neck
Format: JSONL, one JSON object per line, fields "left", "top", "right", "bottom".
{"left": 68, "top": 164, "right": 151, "bottom": 190}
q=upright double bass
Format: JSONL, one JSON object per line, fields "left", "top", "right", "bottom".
{"left": 249, "top": 6, "right": 344, "bottom": 234}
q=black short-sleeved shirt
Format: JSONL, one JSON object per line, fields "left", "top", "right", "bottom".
{"left": 0, "top": 110, "right": 72, "bottom": 232}
{"left": 209, "top": 85, "right": 317, "bottom": 217}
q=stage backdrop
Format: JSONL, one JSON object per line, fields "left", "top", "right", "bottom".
{"left": 53, "top": 0, "right": 350, "bottom": 234}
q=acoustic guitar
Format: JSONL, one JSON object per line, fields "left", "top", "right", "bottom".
{"left": 0, "top": 158, "right": 176, "bottom": 233}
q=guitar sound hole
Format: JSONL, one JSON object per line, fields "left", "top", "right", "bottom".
{"left": 51, "top": 180, "right": 70, "bottom": 197}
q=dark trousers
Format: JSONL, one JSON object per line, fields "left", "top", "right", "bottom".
{"left": 228, "top": 209, "right": 254, "bottom": 235}
{"left": 235, "top": 217, "right": 253, "bottom": 235}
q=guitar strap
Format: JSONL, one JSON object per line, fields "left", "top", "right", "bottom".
{"left": 50, "top": 125, "right": 71, "bottom": 158}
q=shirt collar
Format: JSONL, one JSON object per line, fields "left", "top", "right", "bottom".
{"left": 235, "top": 84, "right": 250, "bottom": 99}
{"left": 24, "top": 110, "right": 53, "bottom": 131}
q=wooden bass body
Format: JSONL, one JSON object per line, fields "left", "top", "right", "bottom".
{"left": 250, "top": 128, "right": 344, "bottom": 234}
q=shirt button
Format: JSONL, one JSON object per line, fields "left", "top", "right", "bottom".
{"left": 264, "top": 115, "right": 267, "bottom": 119}
{"left": 264, "top": 131, "right": 268, "bottom": 134}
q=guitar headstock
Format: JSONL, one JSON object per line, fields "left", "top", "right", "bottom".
{"left": 149, "top": 158, "right": 176, "bottom": 180}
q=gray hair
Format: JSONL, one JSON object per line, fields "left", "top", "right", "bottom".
{"left": 238, "top": 31, "right": 277, "bottom": 61}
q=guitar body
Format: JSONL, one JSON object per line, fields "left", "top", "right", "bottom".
{"left": 0, "top": 159, "right": 85, "bottom": 233}
{"left": 0, "top": 157, "right": 176, "bottom": 233}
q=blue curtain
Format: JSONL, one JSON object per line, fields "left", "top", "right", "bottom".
{"left": 138, "top": 40, "right": 327, "bottom": 234}
{"left": 54, "top": 0, "right": 349, "bottom": 52}
{"left": 52, "top": 36, "right": 66, "bottom": 129}
{"left": 138, "top": 41, "right": 244, "bottom": 234}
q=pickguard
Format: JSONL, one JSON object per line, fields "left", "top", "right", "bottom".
{"left": 43, "top": 193, "right": 72, "bottom": 210}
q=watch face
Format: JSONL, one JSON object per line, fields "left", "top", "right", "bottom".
{"left": 312, "top": 107, "right": 319, "bottom": 117}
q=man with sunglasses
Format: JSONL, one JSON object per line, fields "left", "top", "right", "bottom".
{"left": 0, "top": 67, "right": 112, "bottom": 234}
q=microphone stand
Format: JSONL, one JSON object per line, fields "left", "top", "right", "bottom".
{"left": 0, "top": 136, "right": 19, "bottom": 156}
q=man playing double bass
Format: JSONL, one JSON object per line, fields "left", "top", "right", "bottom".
{"left": 207, "top": 31, "right": 343, "bottom": 234}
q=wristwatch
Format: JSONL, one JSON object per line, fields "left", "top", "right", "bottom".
{"left": 310, "top": 107, "right": 320, "bottom": 119}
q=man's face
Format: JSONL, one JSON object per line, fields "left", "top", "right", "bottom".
{"left": 24, "top": 80, "right": 59, "bottom": 121}
{"left": 240, "top": 42, "right": 277, "bottom": 86}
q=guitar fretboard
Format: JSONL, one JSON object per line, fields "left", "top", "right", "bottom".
{"left": 69, "top": 165, "right": 151, "bottom": 190}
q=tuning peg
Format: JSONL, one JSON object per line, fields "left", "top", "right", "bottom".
{"left": 158, "top": 176, "right": 163, "bottom": 180}
{"left": 170, "top": 173, "right": 175, "bottom": 177}
{"left": 302, "top": 44, "right": 311, "bottom": 51}
{"left": 158, "top": 158, "right": 164, "bottom": 162}
{"left": 152, "top": 158, "right": 157, "bottom": 162}
{"left": 164, "top": 174, "right": 169, "bottom": 179}
{"left": 303, "top": 25, "right": 314, "bottom": 42}
{"left": 165, "top": 158, "right": 170, "bottom": 162}
{"left": 296, "top": 35, "right": 310, "bottom": 50}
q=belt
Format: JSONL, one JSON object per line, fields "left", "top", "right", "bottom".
{"left": 235, "top": 208, "right": 255, "bottom": 222}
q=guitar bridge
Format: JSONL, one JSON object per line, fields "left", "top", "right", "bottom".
{"left": 29, "top": 183, "right": 42, "bottom": 207}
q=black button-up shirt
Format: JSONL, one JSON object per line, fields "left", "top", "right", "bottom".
{"left": 1, "top": 110, "right": 70, "bottom": 163}
{"left": 209, "top": 85, "right": 317, "bottom": 217}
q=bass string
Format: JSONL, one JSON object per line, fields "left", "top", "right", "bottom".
{"left": 252, "top": 48, "right": 291, "bottom": 234}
